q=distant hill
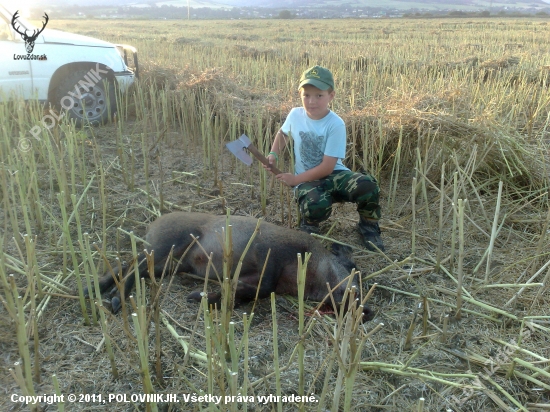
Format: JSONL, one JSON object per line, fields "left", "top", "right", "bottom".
{"left": 202, "top": 0, "right": 550, "bottom": 10}
{"left": 22, "top": 0, "right": 550, "bottom": 11}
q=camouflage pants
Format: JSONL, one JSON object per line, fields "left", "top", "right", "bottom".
{"left": 295, "top": 170, "right": 381, "bottom": 225}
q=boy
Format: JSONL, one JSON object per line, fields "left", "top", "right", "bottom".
{"left": 265, "top": 65, "right": 384, "bottom": 252}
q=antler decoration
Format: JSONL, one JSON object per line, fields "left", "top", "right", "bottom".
{"left": 11, "top": 10, "right": 49, "bottom": 53}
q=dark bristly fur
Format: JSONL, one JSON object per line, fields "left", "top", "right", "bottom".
{"left": 87, "top": 212, "right": 374, "bottom": 321}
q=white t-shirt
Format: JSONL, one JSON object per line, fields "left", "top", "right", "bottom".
{"left": 280, "top": 107, "right": 349, "bottom": 175}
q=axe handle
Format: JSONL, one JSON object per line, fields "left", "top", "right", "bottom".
{"left": 247, "top": 144, "right": 283, "bottom": 175}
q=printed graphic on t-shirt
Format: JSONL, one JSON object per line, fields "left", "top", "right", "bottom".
{"left": 299, "top": 131, "right": 325, "bottom": 170}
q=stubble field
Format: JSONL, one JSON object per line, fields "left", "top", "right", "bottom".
{"left": 1, "top": 16, "right": 550, "bottom": 411}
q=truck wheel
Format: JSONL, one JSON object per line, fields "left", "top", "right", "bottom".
{"left": 52, "top": 69, "right": 116, "bottom": 126}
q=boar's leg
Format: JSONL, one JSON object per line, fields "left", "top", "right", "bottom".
{"left": 85, "top": 243, "right": 194, "bottom": 313}
{"left": 83, "top": 259, "right": 136, "bottom": 302}
{"left": 187, "top": 271, "right": 279, "bottom": 308}
{"left": 109, "top": 255, "right": 149, "bottom": 313}
{"left": 110, "top": 253, "right": 189, "bottom": 313}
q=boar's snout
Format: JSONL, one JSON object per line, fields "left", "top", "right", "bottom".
{"left": 362, "top": 304, "right": 375, "bottom": 322}
{"left": 340, "top": 296, "right": 375, "bottom": 322}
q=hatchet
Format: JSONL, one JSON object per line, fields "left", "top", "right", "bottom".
{"left": 226, "top": 134, "right": 282, "bottom": 175}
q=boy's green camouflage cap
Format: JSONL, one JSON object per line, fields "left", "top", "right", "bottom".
{"left": 298, "top": 66, "right": 334, "bottom": 91}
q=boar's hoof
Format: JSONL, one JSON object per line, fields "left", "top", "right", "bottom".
{"left": 362, "top": 305, "right": 375, "bottom": 322}
{"left": 187, "top": 291, "right": 203, "bottom": 302}
{"left": 111, "top": 296, "right": 122, "bottom": 314}
{"left": 187, "top": 291, "right": 222, "bottom": 306}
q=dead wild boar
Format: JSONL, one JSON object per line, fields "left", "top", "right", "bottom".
{"left": 90, "top": 212, "right": 374, "bottom": 321}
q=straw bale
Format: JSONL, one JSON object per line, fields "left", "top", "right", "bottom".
{"left": 479, "top": 55, "right": 521, "bottom": 70}
{"left": 341, "top": 86, "right": 549, "bottom": 190}
{"left": 232, "top": 44, "right": 281, "bottom": 61}
{"left": 172, "top": 36, "right": 201, "bottom": 44}
{"left": 140, "top": 60, "right": 181, "bottom": 90}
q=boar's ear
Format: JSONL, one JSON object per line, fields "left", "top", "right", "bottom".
{"left": 331, "top": 242, "right": 353, "bottom": 259}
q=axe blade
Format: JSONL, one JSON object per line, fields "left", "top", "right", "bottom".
{"left": 226, "top": 138, "right": 253, "bottom": 166}
{"left": 238, "top": 133, "right": 252, "bottom": 146}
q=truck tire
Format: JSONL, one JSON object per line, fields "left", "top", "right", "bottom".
{"left": 52, "top": 68, "right": 116, "bottom": 126}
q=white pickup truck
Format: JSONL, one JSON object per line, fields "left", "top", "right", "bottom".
{"left": 0, "top": 5, "right": 138, "bottom": 125}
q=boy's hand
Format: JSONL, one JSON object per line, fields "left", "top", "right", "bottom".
{"left": 264, "top": 153, "right": 277, "bottom": 171}
{"left": 276, "top": 173, "right": 297, "bottom": 187}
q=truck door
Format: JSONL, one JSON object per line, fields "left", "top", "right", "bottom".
{"left": 0, "top": 14, "right": 33, "bottom": 101}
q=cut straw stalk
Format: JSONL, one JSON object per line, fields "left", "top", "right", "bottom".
{"left": 456, "top": 199, "right": 465, "bottom": 320}
{"left": 9, "top": 276, "right": 35, "bottom": 396}
{"left": 297, "top": 252, "right": 310, "bottom": 411}
{"left": 271, "top": 293, "right": 282, "bottom": 412}
{"left": 331, "top": 307, "right": 353, "bottom": 410}
{"left": 414, "top": 166, "right": 492, "bottom": 240}
{"left": 131, "top": 312, "right": 158, "bottom": 412}
{"left": 404, "top": 312, "right": 416, "bottom": 350}
{"left": 411, "top": 177, "right": 416, "bottom": 259}
{"left": 531, "top": 202, "right": 550, "bottom": 276}
{"left": 377, "top": 284, "right": 514, "bottom": 321}
{"left": 450, "top": 173, "right": 458, "bottom": 273}
{"left": 79, "top": 235, "right": 98, "bottom": 325}
{"left": 505, "top": 256, "right": 550, "bottom": 307}
{"left": 325, "top": 280, "right": 382, "bottom": 411}
{"left": 436, "top": 163, "right": 445, "bottom": 272}
{"left": 489, "top": 337, "right": 549, "bottom": 362}
{"left": 435, "top": 286, "right": 517, "bottom": 320}
{"left": 513, "top": 370, "right": 550, "bottom": 391}
{"left": 417, "top": 397, "right": 425, "bottom": 412}
{"left": 221, "top": 212, "right": 234, "bottom": 361}
{"left": 484, "top": 181, "right": 503, "bottom": 283}
{"left": 10, "top": 362, "right": 38, "bottom": 411}
{"left": 480, "top": 283, "right": 544, "bottom": 289}
{"left": 422, "top": 259, "right": 473, "bottom": 299}
{"left": 249, "top": 318, "right": 318, "bottom": 389}
{"left": 129, "top": 231, "right": 142, "bottom": 309}
{"left": 57, "top": 192, "right": 90, "bottom": 324}
{"left": 361, "top": 362, "right": 478, "bottom": 388}
{"left": 14, "top": 169, "right": 33, "bottom": 239}
{"left": 387, "top": 126, "right": 402, "bottom": 213}
{"left": 513, "top": 358, "right": 550, "bottom": 381}
{"left": 472, "top": 216, "right": 506, "bottom": 276}
{"left": 95, "top": 302, "right": 118, "bottom": 378}
{"left": 241, "top": 312, "right": 251, "bottom": 412}
{"left": 228, "top": 325, "right": 239, "bottom": 412}
{"left": 52, "top": 374, "right": 64, "bottom": 412}
{"left": 416, "top": 147, "right": 431, "bottom": 230}
{"left": 160, "top": 312, "right": 207, "bottom": 364}
{"left": 450, "top": 148, "right": 490, "bottom": 225}
{"left": 480, "top": 374, "right": 528, "bottom": 412}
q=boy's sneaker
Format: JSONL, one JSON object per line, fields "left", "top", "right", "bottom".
{"left": 357, "top": 218, "right": 385, "bottom": 252}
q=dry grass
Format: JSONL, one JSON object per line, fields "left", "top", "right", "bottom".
{"left": 1, "top": 17, "right": 550, "bottom": 412}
